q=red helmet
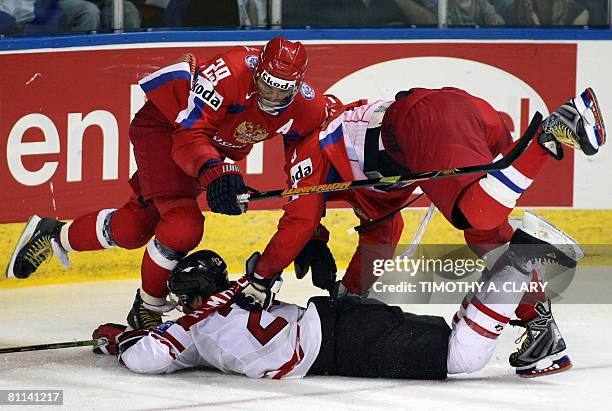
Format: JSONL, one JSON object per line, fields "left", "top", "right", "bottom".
{"left": 254, "top": 36, "right": 308, "bottom": 114}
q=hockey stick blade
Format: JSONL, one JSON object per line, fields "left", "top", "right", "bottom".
{"left": 238, "top": 112, "right": 543, "bottom": 204}
{"left": 0, "top": 338, "right": 108, "bottom": 354}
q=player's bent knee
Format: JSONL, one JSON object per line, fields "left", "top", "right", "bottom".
{"left": 110, "top": 207, "right": 157, "bottom": 250}
{"left": 156, "top": 206, "right": 204, "bottom": 253}
{"left": 447, "top": 324, "right": 495, "bottom": 374}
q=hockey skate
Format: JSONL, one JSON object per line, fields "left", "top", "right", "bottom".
{"left": 126, "top": 289, "right": 165, "bottom": 330}
{"left": 539, "top": 87, "right": 606, "bottom": 159}
{"left": 509, "top": 299, "right": 572, "bottom": 378}
{"left": 6, "top": 215, "right": 68, "bottom": 279}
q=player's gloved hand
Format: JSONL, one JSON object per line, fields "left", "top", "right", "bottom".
{"left": 198, "top": 159, "right": 248, "bottom": 215}
{"left": 236, "top": 252, "right": 283, "bottom": 311}
{"left": 92, "top": 323, "right": 128, "bottom": 355}
{"left": 295, "top": 241, "right": 337, "bottom": 291}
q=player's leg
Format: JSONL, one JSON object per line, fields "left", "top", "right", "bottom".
{"left": 447, "top": 212, "right": 580, "bottom": 377}
{"left": 333, "top": 211, "right": 403, "bottom": 298}
{"left": 7, "top": 194, "right": 158, "bottom": 279}
{"left": 308, "top": 296, "right": 450, "bottom": 379}
{"left": 458, "top": 87, "right": 605, "bottom": 232}
{"left": 125, "top": 101, "right": 202, "bottom": 329}
{"left": 127, "top": 195, "right": 204, "bottom": 330}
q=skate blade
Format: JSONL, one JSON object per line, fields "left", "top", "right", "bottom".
{"left": 516, "top": 354, "right": 573, "bottom": 378}
{"left": 5, "top": 215, "right": 41, "bottom": 279}
{"left": 581, "top": 87, "right": 606, "bottom": 146}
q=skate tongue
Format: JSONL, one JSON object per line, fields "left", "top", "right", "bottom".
{"left": 51, "top": 239, "right": 70, "bottom": 268}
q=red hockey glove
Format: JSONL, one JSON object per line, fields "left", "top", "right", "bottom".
{"left": 198, "top": 159, "right": 248, "bottom": 215}
{"left": 92, "top": 323, "right": 128, "bottom": 355}
{"left": 236, "top": 252, "right": 283, "bottom": 311}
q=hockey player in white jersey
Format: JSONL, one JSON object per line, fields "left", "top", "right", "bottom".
{"left": 94, "top": 249, "right": 449, "bottom": 379}
{"left": 94, "top": 216, "right": 582, "bottom": 379}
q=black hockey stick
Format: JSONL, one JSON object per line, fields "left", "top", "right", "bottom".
{"left": 238, "top": 112, "right": 542, "bottom": 204}
{"left": 0, "top": 338, "right": 107, "bottom": 354}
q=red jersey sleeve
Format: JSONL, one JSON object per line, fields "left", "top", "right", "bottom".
{"left": 255, "top": 135, "right": 331, "bottom": 278}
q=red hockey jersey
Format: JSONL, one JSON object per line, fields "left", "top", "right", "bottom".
{"left": 139, "top": 46, "right": 342, "bottom": 177}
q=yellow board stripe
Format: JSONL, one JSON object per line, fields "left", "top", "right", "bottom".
{"left": 1, "top": 209, "right": 611, "bottom": 289}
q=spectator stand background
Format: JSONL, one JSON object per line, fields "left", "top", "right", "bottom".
{"left": 2, "top": 0, "right": 610, "bottom": 35}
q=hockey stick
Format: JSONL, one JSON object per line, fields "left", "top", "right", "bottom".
{"left": 0, "top": 338, "right": 107, "bottom": 354}
{"left": 238, "top": 112, "right": 543, "bottom": 204}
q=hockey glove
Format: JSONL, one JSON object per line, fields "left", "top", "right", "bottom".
{"left": 295, "top": 241, "right": 337, "bottom": 291}
{"left": 92, "top": 323, "right": 128, "bottom": 355}
{"left": 198, "top": 159, "right": 248, "bottom": 215}
{"left": 236, "top": 252, "right": 283, "bottom": 311}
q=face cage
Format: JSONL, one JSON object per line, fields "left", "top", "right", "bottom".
{"left": 169, "top": 292, "right": 195, "bottom": 313}
{"left": 254, "top": 73, "right": 300, "bottom": 115}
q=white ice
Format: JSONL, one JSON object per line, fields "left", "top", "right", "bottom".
{"left": 1, "top": 275, "right": 611, "bottom": 411}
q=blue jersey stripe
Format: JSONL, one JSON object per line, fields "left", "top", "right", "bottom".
{"left": 140, "top": 70, "right": 191, "bottom": 93}
{"left": 490, "top": 170, "right": 525, "bottom": 194}
{"left": 319, "top": 125, "right": 344, "bottom": 149}
{"left": 178, "top": 98, "right": 205, "bottom": 129}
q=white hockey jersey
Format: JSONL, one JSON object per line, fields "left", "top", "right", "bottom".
{"left": 120, "top": 301, "right": 322, "bottom": 379}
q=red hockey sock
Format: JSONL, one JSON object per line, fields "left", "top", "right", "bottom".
{"left": 140, "top": 248, "right": 173, "bottom": 300}
{"left": 514, "top": 270, "right": 546, "bottom": 321}
{"left": 500, "top": 126, "right": 550, "bottom": 179}
{"left": 63, "top": 209, "right": 115, "bottom": 251}
{"left": 459, "top": 126, "right": 550, "bottom": 232}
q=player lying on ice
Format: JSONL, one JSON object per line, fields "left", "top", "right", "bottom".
{"left": 6, "top": 35, "right": 343, "bottom": 330}
{"left": 93, "top": 233, "right": 582, "bottom": 380}
{"left": 235, "top": 87, "right": 605, "bottom": 377}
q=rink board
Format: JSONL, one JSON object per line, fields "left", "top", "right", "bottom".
{"left": 1, "top": 208, "right": 611, "bottom": 289}
{"left": 1, "top": 31, "right": 612, "bottom": 225}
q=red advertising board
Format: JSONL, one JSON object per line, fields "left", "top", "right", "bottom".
{"left": 0, "top": 42, "right": 576, "bottom": 223}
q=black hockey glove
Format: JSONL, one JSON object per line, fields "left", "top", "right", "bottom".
{"left": 295, "top": 240, "right": 337, "bottom": 291}
{"left": 198, "top": 159, "right": 248, "bottom": 215}
{"left": 236, "top": 252, "right": 283, "bottom": 311}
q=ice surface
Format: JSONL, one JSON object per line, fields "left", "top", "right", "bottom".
{"left": 1, "top": 275, "right": 611, "bottom": 410}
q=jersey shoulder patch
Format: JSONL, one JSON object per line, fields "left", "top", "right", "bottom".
{"left": 244, "top": 54, "right": 259, "bottom": 71}
{"left": 300, "top": 82, "right": 315, "bottom": 100}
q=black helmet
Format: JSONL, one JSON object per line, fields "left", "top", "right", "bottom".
{"left": 168, "top": 250, "right": 230, "bottom": 306}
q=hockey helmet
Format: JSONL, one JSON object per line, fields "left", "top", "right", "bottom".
{"left": 254, "top": 35, "right": 308, "bottom": 115}
{"left": 168, "top": 250, "right": 230, "bottom": 308}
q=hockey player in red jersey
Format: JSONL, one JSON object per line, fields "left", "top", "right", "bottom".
{"left": 6, "top": 35, "right": 342, "bottom": 330}
{"left": 236, "top": 87, "right": 605, "bottom": 376}
{"left": 93, "top": 244, "right": 579, "bottom": 379}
